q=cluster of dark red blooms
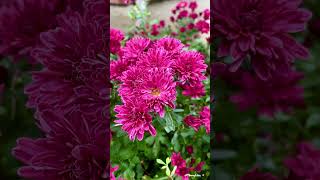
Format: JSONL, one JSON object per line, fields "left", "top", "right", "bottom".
{"left": 0, "top": 0, "right": 110, "bottom": 179}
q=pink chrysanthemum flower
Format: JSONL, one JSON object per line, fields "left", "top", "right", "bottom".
{"left": 110, "top": 28, "right": 124, "bottom": 55}
{"left": 181, "top": 82, "right": 205, "bottom": 98}
{"left": 140, "top": 68, "right": 176, "bottom": 117}
{"left": 174, "top": 51, "right": 207, "bottom": 86}
{"left": 118, "top": 66, "right": 145, "bottom": 100}
{"left": 110, "top": 58, "right": 131, "bottom": 81}
{"left": 114, "top": 99, "right": 156, "bottom": 141}
{"left": 200, "top": 106, "right": 210, "bottom": 134}
{"left": 183, "top": 115, "right": 202, "bottom": 131}
{"left": 154, "top": 37, "right": 184, "bottom": 58}
{"left": 122, "top": 37, "right": 151, "bottom": 62}
{"left": 137, "top": 47, "right": 173, "bottom": 69}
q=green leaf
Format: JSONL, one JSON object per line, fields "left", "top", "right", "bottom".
{"left": 163, "top": 111, "right": 175, "bottom": 133}
{"left": 165, "top": 167, "right": 170, "bottom": 177}
{"left": 173, "top": 109, "right": 184, "bottom": 113}
{"left": 166, "top": 157, "right": 171, "bottom": 165}
{"left": 156, "top": 159, "right": 165, "bottom": 165}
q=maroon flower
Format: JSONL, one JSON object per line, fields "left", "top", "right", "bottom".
{"left": 195, "top": 20, "right": 209, "bottom": 33}
{"left": 25, "top": 3, "right": 109, "bottom": 119}
{"left": 240, "top": 168, "right": 278, "bottom": 180}
{"left": 184, "top": 115, "right": 202, "bottom": 131}
{"left": 186, "top": 145, "right": 193, "bottom": 155}
{"left": 230, "top": 71, "right": 305, "bottom": 117}
{"left": 189, "top": 1, "right": 197, "bottom": 11}
{"left": 284, "top": 142, "right": 320, "bottom": 180}
{"left": 12, "top": 110, "right": 108, "bottom": 180}
{"left": 0, "top": 0, "right": 63, "bottom": 63}
{"left": 213, "top": 0, "right": 312, "bottom": 80}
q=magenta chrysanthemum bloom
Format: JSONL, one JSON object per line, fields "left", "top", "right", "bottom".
{"left": 140, "top": 68, "right": 176, "bottom": 117}
{"left": 181, "top": 82, "right": 205, "bottom": 98}
{"left": 110, "top": 28, "right": 124, "bottom": 55}
{"left": 118, "top": 66, "right": 145, "bottom": 100}
{"left": 154, "top": 37, "right": 184, "bottom": 58}
{"left": 137, "top": 48, "right": 173, "bottom": 69}
{"left": 0, "top": 0, "right": 63, "bottom": 62}
{"left": 110, "top": 58, "right": 130, "bottom": 81}
{"left": 173, "top": 51, "right": 207, "bottom": 86}
{"left": 122, "top": 37, "right": 151, "bottom": 62}
{"left": 213, "top": 0, "right": 312, "bottom": 80}
{"left": 240, "top": 168, "right": 278, "bottom": 180}
{"left": 25, "top": 3, "right": 108, "bottom": 119}
{"left": 200, "top": 106, "right": 210, "bottom": 134}
{"left": 230, "top": 71, "right": 305, "bottom": 117}
{"left": 184, "top": 115, "right": 202, "bottom": 131}
{"left": 12, "top": 111, "right": 108, "bottom": 180}
{"left": 171, "top": 152, "right": 187, "bottom": 168}
{"left": 284, "top": 142, "right": 320, "bottom": 180}
{"left": 114, "top": 99, "right": 156, "bottom": 141}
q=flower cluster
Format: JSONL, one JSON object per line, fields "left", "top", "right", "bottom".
{"left": 184, "top": 106, "right": 210, "bottom": 134}
{"left": 111, "top": 36, "right": 208, "bottom": 141}
{"left": 170, "top": 1, "right": 210, "bottom": 34}
{"left": 8, "top": 0, "right": 111, "bottom": 179}
{"left": 171, "top": 152, "right": 205, "bottom": 180}
{"left": 12, "top": 110, "right": 108, "bottom": 179}
{"left": 25, "top": 5, "right": 109, "bottom": 120}
{"left": 213, "top": 0, "right": 311, "bottom": 80}
{"left": 213, "top": 0, "right": 311, "bottom": 117}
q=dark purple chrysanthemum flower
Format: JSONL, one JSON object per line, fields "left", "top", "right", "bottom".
{"left": 12, "top": 110, "right": 108, "bottom": 180}
{"left": 240, "top": 168, "right": 278, "bottom": 180}
{"left": 214, "top": 0, "right": 312, "bottom": 80}
{"left": 284, "top": 142, "right": 320, "bottom": 180}
{"left": 230, "top": 70, "right": 305, "bottom": 117}
{"left": 0, "top": 0, "right": 63, "bottom": 62}
{"left": 26, "top": 3, "right": 108, "bottom": 119}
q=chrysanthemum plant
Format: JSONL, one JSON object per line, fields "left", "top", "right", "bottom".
{"left": 110, "top": 1, "right": 210, "bottom": 179}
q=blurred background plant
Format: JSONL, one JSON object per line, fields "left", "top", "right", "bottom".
{"left": 213, "top": 0, "right": 320, "bottom": 179}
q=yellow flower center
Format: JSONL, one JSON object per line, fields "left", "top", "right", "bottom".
{"left": 151, "top": 88, "right": 161, "bottom": 96}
